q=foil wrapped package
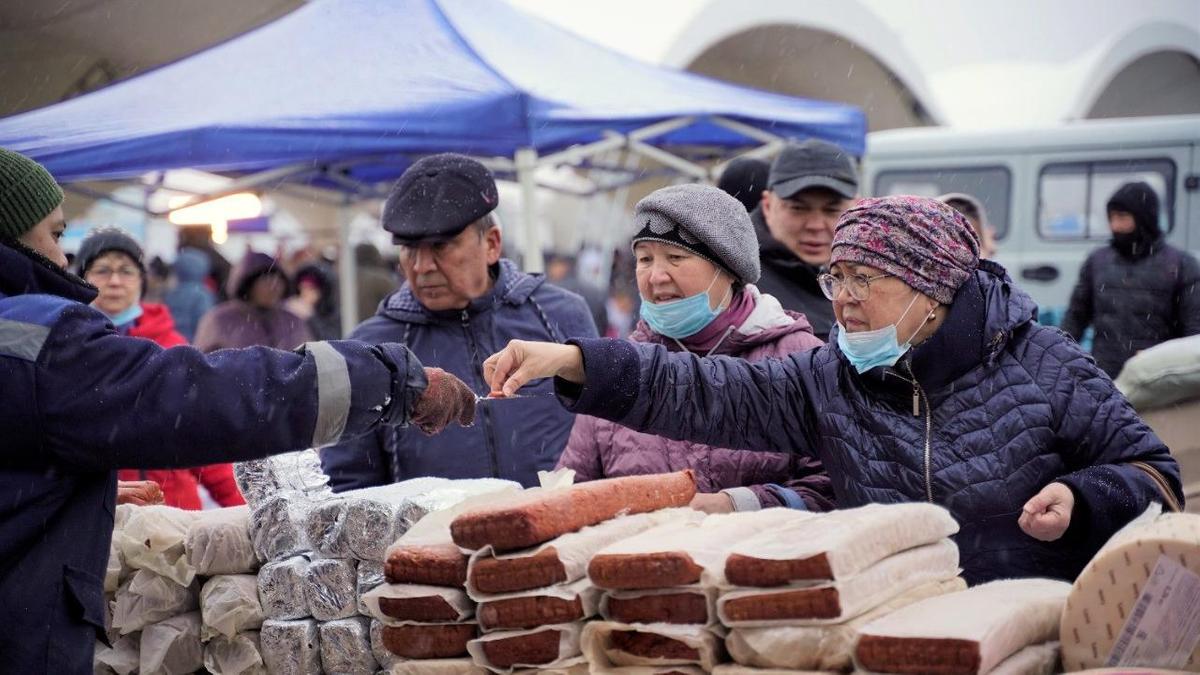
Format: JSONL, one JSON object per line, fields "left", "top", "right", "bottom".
{"left": 258, "top": 555, "right": 311, "bottom": 620}
{"left": 260, "top": 619, "right": 321, "bottom": 675}
{"left": 304, "top": 557, "right": 359, "bottom": 621}
{"left": 318, "top": 616, "right": 378, "bottom": 674}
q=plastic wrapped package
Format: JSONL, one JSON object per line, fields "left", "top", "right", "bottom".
{"left": 115, "top": 505, "right": 198, "bottom": 586}
{"left": 319, "top": 616, "right": 378, "bottom": 674}
{"left": 466, "top": 623, "right": 585, "bottom": 673}
{"left": 305, "top": 557, "right": 359, "bottom": 621}
{"left": 204, "top": 631, "right": 266, "bottom": 675}
{"left": 111, "top": 569, "right": 199, "bottom": 635}
{"left": 234, "top": 449, "right": 332, "bottom": 509}
{"left": 249, "top": 494, "right": 313, "bottom": 563}
{"left": 94, "top": 633, "right": 139, "bottom": 675}
{"left": 340, "top": 479, "right": 454, "bottom": 560}
{"left": 105, "top": 535, "right": 126, "bottom": 595}
{"left": 361, "top": 582, "right": 475, "bottom": 625}
{"left": 258, "top": 555, "right": 311, "bottom": 620}
{"left": 260, "top": 618, "right": 322, "bottom": 675}
{"left": 186, "top": 505, "right": 258, "bottom": 575}
{"left": 357, "top": 560, "right": 386, "bottom": 616}
{"left": 139, "top": 611, "right": 204, "bottom": 675}
{"left": 304, "top": 496, "right": 355, "bottom": 559}
{"left": 400, "top": 480, "right": 520, "bottom": 537}
{"left": 200, "top": 574, "right": 265, "bottom": 640}
{"left": 579, "top": 621, "right": 723, "bottom": 672}
{"left": 369, "top": 619, "right": 400, "bottom": 671}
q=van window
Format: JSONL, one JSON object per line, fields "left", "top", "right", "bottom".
{"left": 873, "top": 166, "right": 1011, "bottom": 239}
{"left": 1037, "top": 159, "right": 1175, "bottom": 240}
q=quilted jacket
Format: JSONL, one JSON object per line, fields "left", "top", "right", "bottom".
{"left": 562, "top": 260, "right": 1183, "bottom": 584}
{"left": 558, "top": 288, "right": 834, "bottom": 511}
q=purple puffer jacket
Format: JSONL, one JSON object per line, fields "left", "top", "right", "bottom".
{"left": 557, "top": 288, "right": 835, "bottom": 511}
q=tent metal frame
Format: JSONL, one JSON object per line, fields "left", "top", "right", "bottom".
{"left": 64, "top": 114, "right": 787, "bottom": 334}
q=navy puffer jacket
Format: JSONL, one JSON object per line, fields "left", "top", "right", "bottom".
{"left": 563, "top": 261, "right": 1182, "bottom": 584}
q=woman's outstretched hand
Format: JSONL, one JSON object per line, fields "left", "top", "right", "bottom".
{"left": 1018, "top": 482, "right": 1075, "bottom": 541}
{"left": 483, "top": 340, "right": 585, "bottom": 397}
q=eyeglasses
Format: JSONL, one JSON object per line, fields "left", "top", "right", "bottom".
{"left": 87, "top": 266, "right": 140, "bottom": 280}
{"left": 818, "top": 271, "right": 893, "bottom": 302}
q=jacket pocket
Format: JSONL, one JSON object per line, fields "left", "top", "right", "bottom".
{"left": 48, "top": 565, "right": 107, "bottom": 673}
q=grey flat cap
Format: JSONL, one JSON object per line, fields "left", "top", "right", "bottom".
{"left": 632, "top": 184, "right": 760, "bottom": 284}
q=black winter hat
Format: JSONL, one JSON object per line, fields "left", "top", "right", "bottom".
{"left": 717, "top": 157, "right": 770, "bottom": 212}
{"left": 1106, "top": 181, "right": 1160, "bottom": 237}
{"left": 76, "top": 226, "right": 145, "bottom": 276}
{"left": 382, "top": 153, "right": 498, "bottom": 245}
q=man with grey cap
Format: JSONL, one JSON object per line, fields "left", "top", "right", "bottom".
{"left": 751, "top": 139, "right": 859, "bottom": 339}
{"left": 320, "top": 153, "right": 597, "bottom": 491}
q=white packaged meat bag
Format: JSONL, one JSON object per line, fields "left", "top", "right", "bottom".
{"left": 200, "top": 574, "right": 264, "bottom": 640}
{"left": 362, "top": 582, "right": 475, "bottom": 626}
{"left": 139, "top": 610, "right": 204, "bottom": 675}
{"left": 476, "top": 578, "right": 601, "bottom": 632}
{"left": 258, "top": 555, "right": 311, "bottom": 620}
{"left": 185, "top": 505, "right": 258, "bottom": 575}
{"left": 93, "top": 633, "right": 139, "bottom": 675}
{"left": 115, "top": 505, "right": 198, "bottom": 587}
{"left": 716, "top": 539, "right": 961, "bottom": 627}
{"left": 304, "top": 557, "right": 358, "bottom": 621}
{"left": 466, "top": 509, "right": 695, "bottom": 600}
{"left": 111, "top": 569, "right": 199, "bottom": 635}
{"left": 466, "top": 622, "right": 585, "bottom": 673}
{"left": 204, "top": 631, "right": 266, "bottom": 675}
{"left": 722, "top": 502, "right": 960, "bottom": 587}
{"left": 318, "top": 616, "right": 378, "bottom": 673}
{"left": 853, "top": 578, "right": 1070, "bottom": 675}
{"left": 260, "top": 618, "right": 321, "bottom": 675}
{"left": 580, "top": 620, "right": 724, "bottom": 672}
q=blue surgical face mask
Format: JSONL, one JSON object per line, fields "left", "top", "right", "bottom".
{"left": 836, "top": 292, "right": 933, "bottom": 374}
{"left": 639, "top": 272, "right": 730, "bottom": 339}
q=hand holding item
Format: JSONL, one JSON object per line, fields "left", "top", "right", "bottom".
{"left": 482, "top": 339, "right": 585, "bottom": 397}
{"left": 689, "top": 491, "right": 734, "bottom": 514}
{"left": 410, "top": 367, "right": 476, "bottom": 435}
{"left": 1018, "top": 482, "right": 1074, "bottom": 541}
{"left": 117, "top": 480, "right": 164, "bottom": 506}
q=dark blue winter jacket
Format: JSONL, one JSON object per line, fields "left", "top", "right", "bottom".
{"left": 0, "top": 239, "right": 427, "bottom": 674}
{"left": 321, "top": 259, "right": 597, "bottom": 491}
{"left": 561, "top": 261, "right": 1182, "bottom": 584}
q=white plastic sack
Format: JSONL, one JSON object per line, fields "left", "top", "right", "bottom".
{"left": 105, "top": 536, "right": 126, "bottom": 596}
{"left": 1116, "top": 334, "right": 1200, "bottom": 411}
{"left": 258, "top": 555, "right": 311, "bottom": 620}
{"left": 200, "top": 574, "right": 264, "bottom": 640}
{"left": 318, "top": 616, "right": 378, "bottom": 673}
{"left": 139, "top": 611, "right": 203, "bottom": 675}
{"left": 111, "top": 569, "right": 198, "bottom": 635}
{"left": 93, "top": 633, "right": 139, "bottom": 675}
{"left": 115, "top": 505, "right": 198, "bottom": 587}
{"left": 204, "top": 631, "right": 266, "bottom": 675}
{"left": 260, "top": 619, "right": 321, "bottom": 675}
{"left": 185, "top": 505, "right": 258, "bottom": 576}
{"left": 304, "top": 557, "right": 358, "bottom": 621}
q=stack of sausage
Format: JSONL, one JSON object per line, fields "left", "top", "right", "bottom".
{"left": 581, "top": 508, "right": 811, "bottom": 674}
{"left": 714, "top": 503, "right": 966, "bottom": 674}
{"left": 438, "top": 470, "right": 700, "bottom": 673}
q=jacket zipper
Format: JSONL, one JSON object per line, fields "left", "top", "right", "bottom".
{"left": 461, "top": 310, "right": 501, "bottom": 478}
{"left": 897, "top": 359, "right": 934, "bottom": 503}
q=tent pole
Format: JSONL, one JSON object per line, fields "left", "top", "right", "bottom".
{"left": 516, "top": 148, "right": 543, "bottom": 274}
{"left": 337, "top": 196, "right": 359, "bottom": 337}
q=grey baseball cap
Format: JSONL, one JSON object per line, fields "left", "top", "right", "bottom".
{"left": 768, "top": 139, "right": 859, "bottom": 200}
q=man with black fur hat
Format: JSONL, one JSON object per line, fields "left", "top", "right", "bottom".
{"left": 1063, "top": 181, "right": 1200, "bottom": 378}
{"left": 320, "top": 153, "right": 597, "bottom": 492}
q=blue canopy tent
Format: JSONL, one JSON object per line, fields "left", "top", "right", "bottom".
{"left": 0, "top": 0, "right": 865, "bottom": 328}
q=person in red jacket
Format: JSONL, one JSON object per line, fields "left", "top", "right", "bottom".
{"left": 77, "top": 227, "right": 245, "bottom": 509}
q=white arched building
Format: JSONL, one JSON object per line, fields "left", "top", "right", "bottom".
{"left": 513, "top": 0, "right": 1200, "bottom": 130}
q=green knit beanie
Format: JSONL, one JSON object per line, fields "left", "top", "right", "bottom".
{"left": 0, "top": 147, "right": 65, "bottom": 241}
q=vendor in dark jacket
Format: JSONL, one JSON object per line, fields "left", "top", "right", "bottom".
{"left": 749, "top": 139, "right": 859, "bottom": 340}
{"left": 1062, "top": 181, "right": 1200, "bottom": 378}
{"left": 0, "top": 147, "right": 475, "bottom": 674}
{"left": 485, "top": 195, "right": 1183, "bottom": 586}
{"left": 320, "top": 154, "right": 597, "bottom": 491}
